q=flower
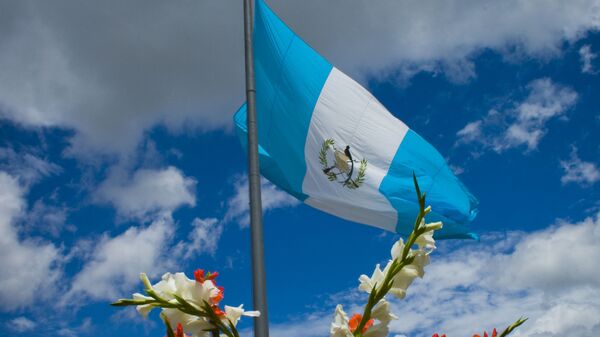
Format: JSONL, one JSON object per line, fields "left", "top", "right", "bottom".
{"left": 390, "top": 238, "right": 405, "bottom": 261}
{"left": 474, "top": 328, "right": 498, "bottom": 337}
{"left": 358, "top": 299, "right": 397, "bottom": 337}
{"left": 224, "top": 304, "right": 260, "bottom": 326}
{"left": 132, "top": 293, "right": 154, "bottom": 318}
{"left": 161, "top": 310, "right": 213, "bottom": 337}
{"left": 194, "top": 269, "right": 219, "bottom": 284}
{"left": 370, "top": 299, "right": 397, "bottom": 324}
{"left": 329, "top": 302, "right": 395, "bottom": 337}
{"left": 144, "top": 272, "right": 222, "bottom": 337}
{"left": 358, "top": 264, "right": 386, "bottom": 294}
{"left": 174, "top": 323, "right": 190, "bottom": 337}
{"left": 431, "top": 334, "right": 446, "bottom": 337}
{"left": 387, "top": 229, "right": 434, "bottom": 299}
{"left": 388, "top": 264, "right": 419, "bottom": 299}
{"left": 348, "top": 314, "right": 374, "bottom": 334}
{"left": 152, "top": 272, "right": 220, "bottom": 309}
{"left": 330, "top": 305, "right": 353, "bottom": 337}
{"left": 415, "top": 229, "right": 435, "bottom": 251}
{"left": 131, "top": 270, "right": 260, "bottom": 337}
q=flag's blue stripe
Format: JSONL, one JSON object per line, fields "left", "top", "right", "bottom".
{"left": 234, "top": 104, "right": 307, "bottom": 200}
{"left": 379, "top": 130, "right": 479, "bottom": 239}
{"left": 248, "top": 0, "right": 332, "bottom": 200}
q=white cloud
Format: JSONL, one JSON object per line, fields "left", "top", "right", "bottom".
{"left": 560, "top": 148, "right": 600, "bottom": 186}
{"left": 579, "top": 44, "right": 597, "bottom": 73}
{"left": 7, "top": 316, "right": 37, "bottom": 332}
{"left": 0, "top": 147, "right": 62, "bottom": 186}
{"left": 456, "top": 78, "right": 578, "bottom": 153}
{"left": 96, "top": 166, "right": 196, "bottom": 221}
{"left": 23, "top": 199, "right": 72, "bottom": 237}
{"left": 0, "top": 0, "right": 598, "bottom": 156}
{"left": 456, "top": 120, "right": 483, "bottom": 144}
{"left": 448, "top": 164, "right": 465, "bottom": 175}
{"left": 67, "top": 216, "right": 175, "bottom": 301}
{"left": 181, "top": 217, "right": 223, "bottom": 258}
{"left": 56, "top": 317, "right": 93, "bottom": 337}
{"left": 225, "top": 175, "right": 300, "bottom": 227}
{"left": 0, "top": 172, "right": 62, "bottom": 312}
{"left": 263, "top": 211, "right": 600, "bottom": 337}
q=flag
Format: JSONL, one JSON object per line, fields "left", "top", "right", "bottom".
{"left": 234, "top": 0, "right": 478, "bottom": 239}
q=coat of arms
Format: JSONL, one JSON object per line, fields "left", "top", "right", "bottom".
{"left": 319, "top": 138, "right": 367, "bottom": 189}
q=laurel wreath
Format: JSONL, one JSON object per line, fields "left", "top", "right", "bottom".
{"left": 345, "top": 158, "right": 367, "bottom": 189}
{"left": 319, "top": 138, "right": 367, "bottom": 189}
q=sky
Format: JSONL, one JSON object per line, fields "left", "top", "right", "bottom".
{"left": 1, "top": 0, "right": 599, "bottom": 336}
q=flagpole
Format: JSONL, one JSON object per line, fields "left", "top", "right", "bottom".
{"left": 243, "top": 0, "right": 270, "bottom": 336}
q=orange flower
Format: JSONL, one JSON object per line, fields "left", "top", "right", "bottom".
{"left": 164, "top": 323, "right": 189, "bottom": 337}
{"left": 348, "top": 313, "right": 374, "bottom": 334}
{"left": 212, "top": 305, "right": 226, "bottom": 318}
{"left": 474, "top": 328, "right": 497, "bottom": 337}
{"left": 211, "top": 286, "right": 225, "bottom": 304}
{"left": 194, "top": 269, "right": 219, "bottom": 284}
{"left": 432, "top": 334, "right": 446, "bottom": 337}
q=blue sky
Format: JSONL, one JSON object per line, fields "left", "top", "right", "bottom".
{"left": 1, "top": 1, "right": 600, "bottom": 336}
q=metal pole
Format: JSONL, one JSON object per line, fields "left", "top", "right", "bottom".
{"left": 243, "top": 0, "right": 269, "bottom": 336}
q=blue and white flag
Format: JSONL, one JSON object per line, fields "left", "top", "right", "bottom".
{"left": 234, "top": 0, "right": 478, "bottom": 239}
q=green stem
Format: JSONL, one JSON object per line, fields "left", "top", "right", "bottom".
{"left": 352, "top": 174, "right": 428, "bottom": 336}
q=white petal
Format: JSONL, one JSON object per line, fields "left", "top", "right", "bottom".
{"left": 132, "top": 293, "right": 153, "bottom": 301}
{"left": 153, "top": 273, "right": 177, "bottom": 299}
{"left": 330, "top": 305, "right": 353, "bottom": 337}
{"left": 371, "top": 299, "right": 397, "bottom": 323}
{"left": 363, "top": 322, "right": 390, "bottom": 337}
{"left": 391, "top": 239, "right": 404, "bottom": 260}
{"left": 243, "top": 310, "right": 260, "bottom": 317}
{"left": 186, "top": 318, "right": 215, "bottom": 336}
{"left": 162, "top": 308, "right": 196, "bottom": 328}
{"left": 224, "top": 305, "right": 244, "bottom": 326}
{"left": 388, "top": 287, "right": 407, "bottom": 299}
{"left": 133, "top": 293, "right": 154, "bottom": 318}
{"left": 136, "top": 304, "right": 154, "bottom": 318}
{"left": 415, "top": 230, "right": 436, "bottom": 251}
{"left": 358, "top": 274, "right": 373, "bottom": 293}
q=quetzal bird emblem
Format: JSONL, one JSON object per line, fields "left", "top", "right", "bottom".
{"left": 319, "top": 138, "right": 367, "bottom": 189}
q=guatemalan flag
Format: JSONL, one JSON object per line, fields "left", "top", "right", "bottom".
{"left": 234, "top": 0, "right": 478, "bottom": 239}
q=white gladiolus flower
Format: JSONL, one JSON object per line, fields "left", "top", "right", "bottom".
{"left": 162, "top": 308, "right": 212, "bottom": 334}
{"left": 152, "top": 272, "right": 219, "bottom": 309}
{"left": 359, "top": 263, "right": 386, "bottom": 293}
{"left": 391, "top": 238, "right": 405, "bottom": 260}
{"left": 134, "top": 272, "right": 223, "bottom": 336}
{"left": 415, "top": 229, "right": 436, "bottom": 251}
{"left": 133, "top": 293, "right": 154, "bottom": 318}
{"left": 363, "top": 223, "right": 438, "bottom": 299}
{"left": 162, "top": 308, "right": 213, "bottom": 337}
{"left": 404, "top": 250, "right": 429, "bottom": 278}
{"left": 224, "top": 304, "right": 260, "bottom": 326}
{"left": 330, "top": 305, "right": 353, "bottom": 337}
{"left": 119, "top": 269, "right": 257, "bottom": 337}
{"left": 186, "top": 319, "right": 215, "bottom": 337}
{"left": 424, "top": 221, "right": 443, "bottom": 232}
{"left": 415, "top": 221, "right": 442, "bottom": 251}
{"left": 363, "top": 300, "right": 397, "bottom": 337}
{"left": 370, "top": 299, "right": 397, "bottom": 323}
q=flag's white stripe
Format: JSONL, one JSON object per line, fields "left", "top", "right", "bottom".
{"left": 301, "top": 67, "right": 409, "bottom": 231}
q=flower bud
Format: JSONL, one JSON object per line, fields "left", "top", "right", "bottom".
{"left": 140, "top": 273, "right": 152, "bottom": 291}
{"left": 424, "top": 221, "right": 443, "bottom": 232}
